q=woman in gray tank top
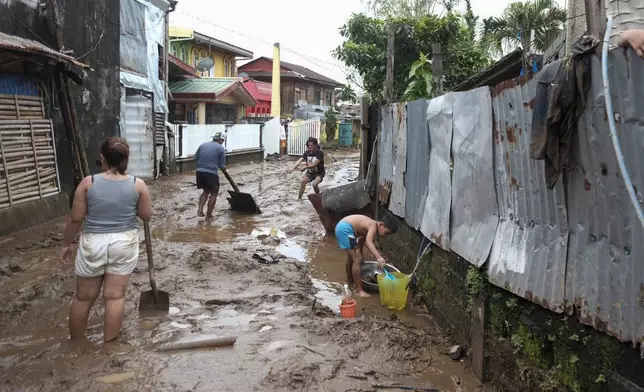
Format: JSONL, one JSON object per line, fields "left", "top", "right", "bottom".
{"left": 60, "top": 137, "right": 153, "bottom": 343}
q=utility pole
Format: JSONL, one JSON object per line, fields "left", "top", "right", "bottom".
{"left": 376, "top": 23, "right": 395, "bottom": 222}
{"left": 431, "top": 43, "right": 443, "bottom": 96}
{"left": 384, "top": 24, "right": 395, "bottom": 104}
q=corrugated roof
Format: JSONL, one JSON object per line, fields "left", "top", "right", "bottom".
{"left": 281, "top": 60, "right": 343, "bottom": 87}
{"left": 453, "top": 49, "right": 542, "bottom": 92}
{"left": 240, "top": 57, "right": 343, "bottom": 87}
{"left": 170, "top": 78, "right": 239, "bottom": 94}
{"left": 0, "top": 32, "right": 89, "bottom": 69}
{"left": 242, "top": 79, "right": 272, "bottom": 102}
{"left": 169, "top": 77, "right": 257, "bottom": 106}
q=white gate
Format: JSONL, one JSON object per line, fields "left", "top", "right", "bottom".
{"left": 262, "top": 117, "right": 281, "bottom": 157}
{"left": 121, "top": 91, "right": 154, "bottom": 179}
{"left": 287, "top": 118, "right": 321, "bottom": 156}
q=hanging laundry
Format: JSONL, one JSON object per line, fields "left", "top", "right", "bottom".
{"left": 530, "top": 36, "right": 599, "bottom": 188}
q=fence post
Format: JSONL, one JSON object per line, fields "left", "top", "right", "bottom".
{"left": 432, "top": 43, "right": 443, "bottom": 96}
{"left": 178, "top": 124, "right": 184, "bottom": 158}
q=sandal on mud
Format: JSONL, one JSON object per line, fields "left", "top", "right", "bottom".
{"left": 253, "top": 252, "right": 278, "bottom": 264}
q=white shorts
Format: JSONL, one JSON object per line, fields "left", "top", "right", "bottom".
{"left": 75, "top": 229, "right": 139, "bottom": 278}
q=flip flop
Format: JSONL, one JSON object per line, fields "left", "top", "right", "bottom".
{"left": 252, "top": 252, "right": 279, "bottom": 264}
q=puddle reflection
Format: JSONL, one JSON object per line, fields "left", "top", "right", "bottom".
{"left": 153, "top": 218, "right": 255, "bottom": 243}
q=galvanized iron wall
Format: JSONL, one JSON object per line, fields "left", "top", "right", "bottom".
{"left": 404, "top": 99, "right": 429, "bottom": 230}
{"left": 378, "top": 105, "right": 394, "bottom": 185}
{"left": 388, "top": 103, "right": 407, "bottom": 218}
{"left": 488, "top": 77, "right": 569, "bottom": 313}
{"left": 565, "top": 52, "right": 644, "bottom": 344}
{"left": 419, "top": 94, "right": 453, "bottom": 251}
{"left": 450, "top": 87, "right": 498, "bottom": 267}
{"left": 377, "top": 49, "right": 644, "bottom": 344}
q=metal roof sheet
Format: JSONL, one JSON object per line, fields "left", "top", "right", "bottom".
{"left": 0, "top": 32, "right": 89, "bottom": 69}
{"left": 169, "top": 78, "right": 239, "bottom": 94}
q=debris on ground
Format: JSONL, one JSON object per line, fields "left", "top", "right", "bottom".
{"left": 0, "top": 152, "right": 489, "bottom": 392}
{"left": 449, "top": 345, "right": 465, "bottom": 360}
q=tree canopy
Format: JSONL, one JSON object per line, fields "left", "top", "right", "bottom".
{"left": 482, "top": 0, "right": 567, "bottom": 55}
{"left": 333, "top": 12, "right": 490, "bottom": 101}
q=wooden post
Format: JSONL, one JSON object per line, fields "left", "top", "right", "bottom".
{"left": 384, "top": 24, "right": 395, "bottom": 104}
{"left": 0, "top": 132, "right": 13, "bottom": 206}
{"left": 584, "top": 0, "right": 606, "bottom": 40}
{"left": 432, "top": 43, "right": 443, "bottom": 96}
{"left": 376, "top": 24, "right": 395, "bottom": 223}
{"left": 47, "top": 0, "right": 90, "bottom": 180}
{"left": 29, "top": 120, "right": 43, "bottom": 197}
{"left": 359, "top": 96, "right": 369, "bottom": 180}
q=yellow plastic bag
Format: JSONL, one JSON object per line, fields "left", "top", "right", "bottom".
{"left": 377, "top": 271, "right": 411, "bottom": 311}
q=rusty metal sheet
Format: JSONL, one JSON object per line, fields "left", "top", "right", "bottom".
{"left": 487, "top": 77, "right": 568, "bottom": 313}
{"left": 389, "top": 102, "right": 407, "bottom": 218}
{"left": 565, "top": 51, "right": 644, "bottom": 344}
{"left": 404, "top": 99, "right": 430, "bottom": 230}
{"left": 0, "top": 32, "right": 89, "bottom": 69}
{"left": 420, "top": 93, "right": 453, "bottom": 250}
{"left": 450, "top": 87, "right": 499, "bottom": 267}
{"left": 378, "top": 105, "right": 394, "bottom": 189}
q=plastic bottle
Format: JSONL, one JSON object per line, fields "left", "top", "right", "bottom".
{"left": 341, "top": 283, "right": 353, "bottom": 304}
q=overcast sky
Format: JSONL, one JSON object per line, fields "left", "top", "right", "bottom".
{"left": 170, "top": 0, "right": 566, "bottom": 86}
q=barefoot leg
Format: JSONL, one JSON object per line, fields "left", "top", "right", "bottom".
{"left": 351, "top": 251, "right": 370, "bottom": 297}
{"left": 345, "top": 251, "right": 354, "bottom": 286}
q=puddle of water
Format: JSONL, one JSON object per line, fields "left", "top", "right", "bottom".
{"left": 276, "top": 239, "right": 307, "bottom": 262}
{"left": 205, "top": 308, "right": 256, "bottom": 328}
{"left": 311, "top": 278, "right": 342, "bottom": 314}
{"left": 308, "top": 234, "right": 428, "bottom": 323}
{"left": 153, "top": 218, "right": 255, "bottom": 243}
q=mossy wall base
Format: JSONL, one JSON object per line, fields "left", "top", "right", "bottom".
{"left": 378, "top": 210, "right": 644, "bottom": 392}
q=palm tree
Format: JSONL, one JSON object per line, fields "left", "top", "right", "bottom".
{"left": 482, "top": 0, "right": 567, "bottom": 56}
{"left": 364, "top": 0, "right": 441, "bottom": 18}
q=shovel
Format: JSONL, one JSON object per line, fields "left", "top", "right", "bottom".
{"left": 139, "top": 221, "right": 170, "bottom": 312}
{"left": 220, "top": 167, "right": 261, "bottom": 214}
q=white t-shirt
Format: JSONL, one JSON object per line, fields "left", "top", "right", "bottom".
{"left": 279, "top": 125, "right": 286, "bottom": 140}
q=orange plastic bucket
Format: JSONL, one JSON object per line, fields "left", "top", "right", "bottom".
{"left": 339, "top": 299, "right": 357, "bottom": 319}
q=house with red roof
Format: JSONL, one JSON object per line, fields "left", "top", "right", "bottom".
{"left": 238, "top": 57, "right": 343, "bottom": 118}
{"left": 242, "top": 78, "right": 272, "bottom": 119}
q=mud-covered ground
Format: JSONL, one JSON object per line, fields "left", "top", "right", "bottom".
{"left": 0, "top": 151, "right": 490, "bottom": 392}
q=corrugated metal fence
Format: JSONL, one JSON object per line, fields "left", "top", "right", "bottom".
{"left": 287, "top": 118, "right": 321, "bottom": 156}
{"left": 378, "top": 49, "right": 644, "bottom": 345}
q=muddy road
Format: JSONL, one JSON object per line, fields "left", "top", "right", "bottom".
{"left": 0, "top": 151, "right": 489, "bottom": 392}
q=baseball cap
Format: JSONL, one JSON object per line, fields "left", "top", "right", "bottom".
{"left": 213, "top": 132, "right": 226, "bottom": 141}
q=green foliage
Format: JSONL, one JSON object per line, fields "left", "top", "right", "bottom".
{"left": 482, "top": 0, "right": 567, "bottom": 55}
{"left": 465, "top": 266, "right": 487, "bottom": 312}
{"left": 365, "top": 0, "right": 440, "bottom": 19}
{"left": 324, "top": 108, "right": 338, "bottom": 141}
{"left": 333, "top": 13, "right": 491, "bottom": 101}
{"left": 403, "top": 52, "right": 433, "bottom": 101}
{"left": 338, "top": 85, "right": 358, "bottom": 103}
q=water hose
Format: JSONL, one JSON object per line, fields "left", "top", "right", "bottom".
{"left": 602, "top": 16, "right": 644, "bottom": 228}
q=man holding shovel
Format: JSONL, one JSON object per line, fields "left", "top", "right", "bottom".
{"left": 195, "top": 132, "right": 226, "bottom": 219}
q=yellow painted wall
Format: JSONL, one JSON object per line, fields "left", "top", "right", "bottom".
{"left": 170, "top": 41, "right": 237, "bottom": 78}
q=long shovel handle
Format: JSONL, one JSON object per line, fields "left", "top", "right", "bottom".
{"left": 220, "top": 168, "right": 240, "bottom": 193}
{"left": 143, "top": 221, "right": 157, "bottom": 292}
